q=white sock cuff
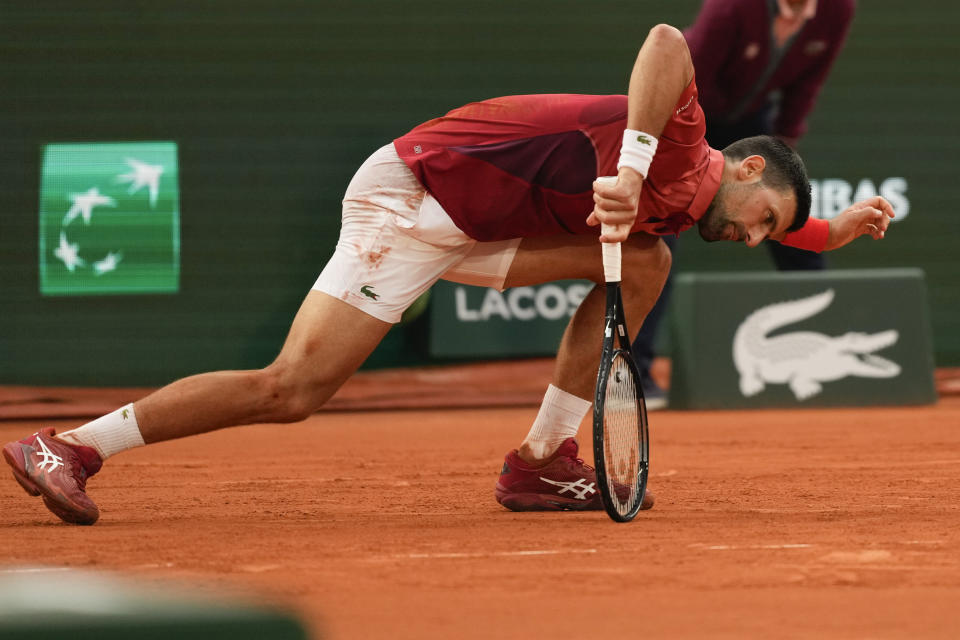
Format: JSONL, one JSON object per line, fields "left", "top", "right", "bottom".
{"left": 61, "top": 403, "right": 146, "bottom": 460}
{"left": 545, "top": 383, "right": 592, "bottom": 414}
{"left": 527, "top": 384, "right": 592, "bottom": 443}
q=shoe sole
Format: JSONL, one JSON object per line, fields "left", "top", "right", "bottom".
{"left": 496, "top": 491, "right": 601, "bottom": 512}
{"left": 496, "top": 487, "right": 655, "bottom": 512}
{"left": 3, "top": 445, "right": 99, "bottom": 526}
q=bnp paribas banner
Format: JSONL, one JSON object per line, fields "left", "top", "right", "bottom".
{"left": 669, "top": 269, "right": 937, "bottom": 409}
{"left": 429, "top": 280, "right": 594, "bottom": 357}
{"left": 38, "top": 142, "right": 180, "bottom": 296}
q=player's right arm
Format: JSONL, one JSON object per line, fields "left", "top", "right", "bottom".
{"left": 625, "top": 24, "right": 694, "bottom": 138}
{"left": 588, "top": 24, "right": 696, "bottom": 242}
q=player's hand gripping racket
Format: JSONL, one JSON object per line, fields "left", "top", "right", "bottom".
{"left": 592, "top": 176, "right": 649, "bottom": 523}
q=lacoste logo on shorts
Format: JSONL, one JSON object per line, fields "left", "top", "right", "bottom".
{"left": 539, "top": 476, "right": 596, "bottom": 500}
{"left": 360, "top": 285, "right": 379, "bottom": 300}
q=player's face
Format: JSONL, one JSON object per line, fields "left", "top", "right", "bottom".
{"left": 698, "top": 181, "right": 798, "bottom": 247}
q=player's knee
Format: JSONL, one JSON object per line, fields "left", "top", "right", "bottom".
{"left": 255, "top": 364, "right": 325, "bottom": 423}
{"left": 650, "top": 237, "right": 672, "bottom": 280}
{"left": 622, "top": 235, "right": 671, "bottom": 282}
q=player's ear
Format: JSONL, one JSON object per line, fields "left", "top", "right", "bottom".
{"left": 737, "top": 155, "right": 766, "bottom": 182}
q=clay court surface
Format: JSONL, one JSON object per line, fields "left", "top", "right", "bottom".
{"left": 2, "top": 365, "right": 960, "bottom": 639}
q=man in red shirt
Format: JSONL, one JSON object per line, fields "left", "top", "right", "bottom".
{"left": 689, "top": 0, "right": 855, "bottom": 148}
{"left": 3, "top": 25, "right": 891, "bottom": 524}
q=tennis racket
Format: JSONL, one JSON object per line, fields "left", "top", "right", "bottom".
{"left": 592, "top": 176, "right": 649, "bottom": 523}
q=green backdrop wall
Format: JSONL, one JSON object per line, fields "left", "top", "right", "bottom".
{"left": 1, "top": 1, "right": 957, "bottom": 385}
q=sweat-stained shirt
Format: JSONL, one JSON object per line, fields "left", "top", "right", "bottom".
{"left": 684, "top": 0, "right": 856, "bottom": 140}
{"left": 393, "top": 78, "right": 829, "bottom": 251}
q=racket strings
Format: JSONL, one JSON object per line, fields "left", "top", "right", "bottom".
{"left": 602, "top": 353, "right": 642, "bottom": 513}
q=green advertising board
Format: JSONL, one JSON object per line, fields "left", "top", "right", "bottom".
{"left": 429, "top": 280, "right": 594, "bottom": 358}
{"left": 669, "top": 269, "right": 937, "bottom": 409}
{"left": 1, "top": 0, "right": 957, "bottom": 387}
{"left": 39, "top": 142, "right": 180, "bottom": 296}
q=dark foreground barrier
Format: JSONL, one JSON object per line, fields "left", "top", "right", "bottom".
{"left": 0, "top": 568, "right": 308, "bottom": 640}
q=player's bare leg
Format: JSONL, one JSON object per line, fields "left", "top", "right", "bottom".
{"left": 2, "top": 290, "right": 391, "bottom": 524}
{"left": 503, "top": 232, "right": 670, "bottom": 462}
{"left": 492, "top": 232, "right": 668, "bottom": 512}
{"left": 134, "top": 291, "right": 391, "bottom": 443}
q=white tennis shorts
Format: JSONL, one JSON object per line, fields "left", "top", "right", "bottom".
{"left": 313, "top": 144, "right": 521, "bottom": 323}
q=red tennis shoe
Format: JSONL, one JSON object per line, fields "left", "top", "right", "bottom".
{"left": 3, "top": 427, "right": 103, "bottom": 525}
{"left": 495, "top": 438, "right": 654, "bottom": 512}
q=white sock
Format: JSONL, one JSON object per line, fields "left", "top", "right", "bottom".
{"left": 522, "top": 384, "right": 592, "bottom": 459}
{"left": 58, "top": 403, "right": 146, "bottom": 460}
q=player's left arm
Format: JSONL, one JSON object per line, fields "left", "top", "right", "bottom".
{"left": 824, "top": 196, "right": 896, "bottom": 251}
{"left": 781, "top": 196, "right": 895, "bottom": 252}
{"left": 588, "top": 24, "right": 695, "bottom": 242}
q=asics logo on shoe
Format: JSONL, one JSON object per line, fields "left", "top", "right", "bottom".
{"left": 539, "top": 477, "right": 596, "bottom": 500}
{"left": 34, "top": 436, "right": 64, "bottom": 472}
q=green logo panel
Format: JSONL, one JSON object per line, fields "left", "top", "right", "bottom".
{"left": 668, "top": 269, "right": 937, "bottom": 409}
{"left": 39, "top": 142, "right": 180, "bottom": 296}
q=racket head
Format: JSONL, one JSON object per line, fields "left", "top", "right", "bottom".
{"left": 593, "top": 289, "right": 649, "bottom": 522}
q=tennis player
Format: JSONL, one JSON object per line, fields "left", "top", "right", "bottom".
{"left": 3, "top": 24, "right": 893, "bottom": 524}
{"left": 632, "top": 0, "right": 858, "bottom": 409}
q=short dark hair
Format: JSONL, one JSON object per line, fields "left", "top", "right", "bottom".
{"left": 721, "top": 136, "right": 811, "bottom": 232}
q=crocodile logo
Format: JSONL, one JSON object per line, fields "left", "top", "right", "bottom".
{"left": 636, "top": 134, "right": 653, "bottom": 145}
{"left": 360, "top": 285, "right": 379, "bottom": 300}
{"left": 733, "top": 289, "right": 901, "bottom": 401}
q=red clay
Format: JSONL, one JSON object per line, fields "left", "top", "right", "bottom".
{"left": 2, "top": 397, "right": 960, "bottom": 638}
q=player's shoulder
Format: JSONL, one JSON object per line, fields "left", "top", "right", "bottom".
{"left": 492, "top": 93, "right": 628, "bottom": 112}
{"left": 446, "top": 94, "right": 627, "bottom": 127}
{"left": 457, "top": 94, "right": 606, "bottom": 107}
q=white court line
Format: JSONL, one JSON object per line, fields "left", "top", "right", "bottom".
{"left": 390, "top": 549, "right": 597, "bottom": 560}
{"left": 833, "top": 459, "right": 960, "bottom": 469}
{"left": 0, "top": 567, "right": 73, "bottom": 574}
{"left": 689, "top": 543, "right": 813, "bottom": 551}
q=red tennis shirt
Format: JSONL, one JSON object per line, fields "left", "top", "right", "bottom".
{"left": 393, "top": 79, "right": 827, "bottom": 251}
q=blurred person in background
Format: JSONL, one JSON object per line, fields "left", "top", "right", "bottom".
{"left": 634, "top": 0, "right": 856, "bottom": 409}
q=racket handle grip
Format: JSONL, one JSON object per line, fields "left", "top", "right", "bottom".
{"left": 597, "top": 176, "right": 622, "bottom": 283}
{"left": 600, "top": 230, "right": 622, "bottom": 283}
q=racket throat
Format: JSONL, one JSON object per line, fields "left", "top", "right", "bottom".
{"left": 604, "top": 283, "right": 630, "bottom": 346}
